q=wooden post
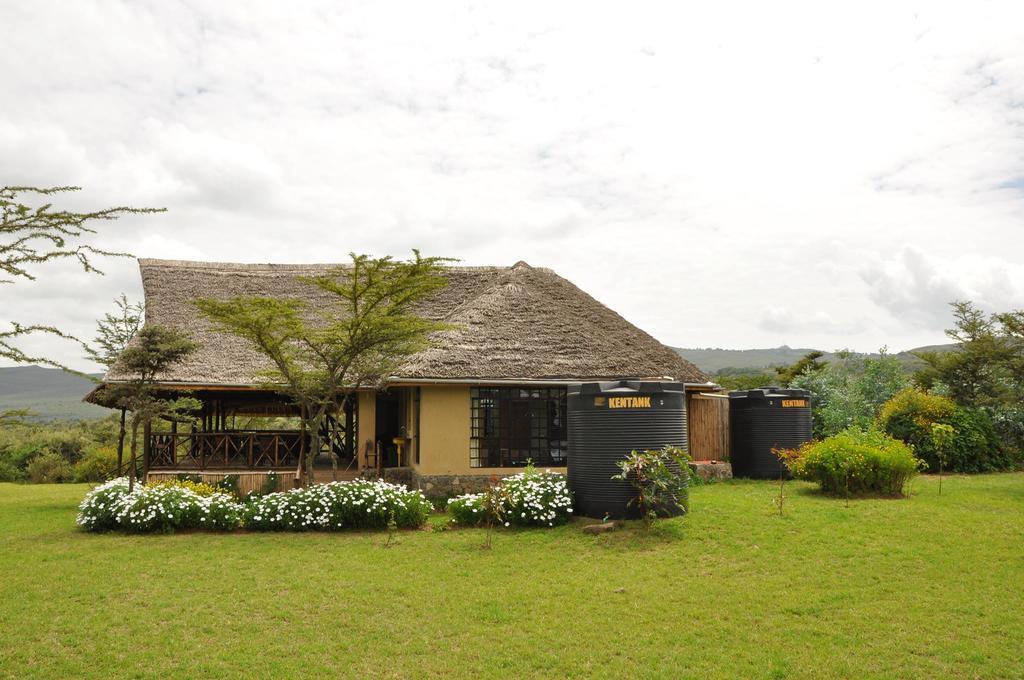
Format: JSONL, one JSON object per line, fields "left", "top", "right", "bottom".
{"left": 170, "top": 419, "right": 178, "bottom": 466}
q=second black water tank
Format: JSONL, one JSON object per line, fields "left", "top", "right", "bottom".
{"left": 729, "top": 387, "right": 812, "bottom": 478}
{"left": 567, "top": 381, "right": 687, "bottom": 519}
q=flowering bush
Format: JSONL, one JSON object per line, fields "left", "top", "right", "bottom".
{"left": 447, "top": 492, "right": 487, "bottom": 525}
{"left": 77, "top": 477, "right": 242, "bottom": 532}
{"left": 787, "top": 427, "right": 924, "bottom": 496}
{"left": 112, "top": 484, "right": 243, "bottom": 532}
{"left": 447, "top": 467, "right": 573, "bottom": 528}
{"left": 243, "top": 479, "right": 432, "bottom": 531}
{"left": 77, "top": 478, "right": 430, "bottom": 533}
{"left": 149, "top": 479, "right": 223, "bottom": 497}
{"left": 76, "top": 477, "right": 131, "bottom": 531}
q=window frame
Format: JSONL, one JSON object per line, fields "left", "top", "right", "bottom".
{"left": 470, "top": 386, "right": 568, "bottom": 468}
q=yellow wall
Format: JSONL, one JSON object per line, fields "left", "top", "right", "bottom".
{"left": 415, "top": 385, "right": 471, "bottom": 475}
{"left": 414, "top": 384, "right": 567, "bottom": 476}
{"left": 357, "top": 390, "right": 376, "bottom": 468}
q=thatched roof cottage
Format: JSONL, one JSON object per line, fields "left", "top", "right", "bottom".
{"left": 91, "top": 258, "right": 709, "bottom": 496}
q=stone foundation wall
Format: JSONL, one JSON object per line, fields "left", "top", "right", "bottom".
{"left": 361, "top": 468, "right": 527, "bottom": 499}
{"left": 413, "top": 473, "right": 504, "bottom": 499}
{"left": 359, "top": 467, "right": 415, "bottom": 488}
{"left": 689, "top": 461, "right": 733, "bottom": 481}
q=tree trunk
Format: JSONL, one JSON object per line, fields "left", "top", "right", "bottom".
{"left": 116, "top": 408, "right": 127, "bottom": 476}
{"left": 306, "top": 413, "right": 321, "bottom": 488}
{"left": 142, "top": 419, "right": 151, "bottom": 482}
{"left": 128, "top": 419, "right": 139, "bottom": 493}
{"left": 330, "top": 414, "right": 339, "bottom": 482}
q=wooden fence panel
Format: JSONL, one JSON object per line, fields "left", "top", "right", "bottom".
{"left": 688, "top": 394, "right": 730, "bottom": 462}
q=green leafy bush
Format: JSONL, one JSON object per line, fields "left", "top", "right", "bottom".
{"left": 26, "top": 451, "right": 74, "bottom": 483}
{"left": 612, "top": 446, "right": 690, "bottom": 523}
{"left": 72, "top": 446, "right": 119, "bottom": 482}
{"left": 213, "top": 474, "right": 241, "bottom": 498}
{"left": 0, "top": 458, "right": 23, "bottom": 482}
{"left": 788, "top": 428, "right": 923, "bottom": 496}
{"left": 447, "top": 466, "right": 573, "bottom": 528}
{"left": 877, "top": 388, "right": 1009, "bottom": 472}
{"left": 243, "top": 480, "right": 432, "bottom": 531}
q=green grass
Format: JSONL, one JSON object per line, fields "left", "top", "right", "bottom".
{"left": 2, "top": 475, "right": 1022, "bottom": 679}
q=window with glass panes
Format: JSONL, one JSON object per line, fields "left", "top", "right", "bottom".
{"left": 470, "top": 387, "right": 567, "bottom": 468}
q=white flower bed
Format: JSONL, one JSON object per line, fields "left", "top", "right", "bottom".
{"left": 77, "top": 477, "right": 243, "bottom": 532}
{"left": 76, "top": 477, "right": 131, "bottom": 531}
{"left": 447, "top": 468, "right": 573, "bottom": 527}
{"left": 243, "top": 479, "right": 433, "bottom": 531}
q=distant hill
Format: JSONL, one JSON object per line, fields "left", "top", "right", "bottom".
{"left": 673, "top": 344, "right": 957, "bottom": 375}
{"left": 0, "top": 366, "right": 108, "bottom": 421}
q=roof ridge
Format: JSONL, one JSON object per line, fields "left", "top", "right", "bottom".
{"left": 138, "top": 258, "right": 525, "bottom": 273}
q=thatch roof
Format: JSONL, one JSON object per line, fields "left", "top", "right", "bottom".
{"left": 103, "top": 258, "right": 706, "bottom": 386}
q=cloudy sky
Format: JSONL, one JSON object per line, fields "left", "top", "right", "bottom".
{"left": 3, "top": 1, "right": 1024, "bottom": 372}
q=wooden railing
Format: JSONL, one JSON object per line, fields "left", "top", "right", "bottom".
{"left": 149, "top": 431, "right": 303, "bottom": 470}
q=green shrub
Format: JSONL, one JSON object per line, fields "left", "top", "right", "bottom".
{"left": 243, "top": 480, "right": 432, "bottom": 531}
{"left": 0, "top": 457, "right": 23, "bottom": 482}
{"left": 72, "top": 446, "right": 119, "bottom": 482}
{"left": 877, "top": 388, "right": 1008, "bottom": 472}
{"left": 612, "top": 446, "right": 690, "bottom": 523}
{"left": 213, "top": 474, "right": 241, "bottom": 498}
{"left": 788, "top": 428, "right": 923, "bottom": 496}
{"left": 447, "top": 466, "right": 573, "bottom": 528}
{"left": 149, "top": 479, "right": 224, "bottom": 497}
{"left": 26, "top": 452, "right": 74, "bottom": 483}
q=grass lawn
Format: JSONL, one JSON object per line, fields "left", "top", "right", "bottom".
{"left": 1, "top": 475, "right": 1022, "bottom": 679}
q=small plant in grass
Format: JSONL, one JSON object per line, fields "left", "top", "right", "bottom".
{"left": 384, "top": 510, "right": 399, "bottom": 548}
{"left": 481, "top": 476, "right": 507, "bottom": 550}
{"left": 931, "top": 423, "right": 956, "bottom": 495}
{"left": 772, "top": 446, "right": 802, "bottom": 516}
{"left": 611, "top": 446, "right": 690, "bottom": 529}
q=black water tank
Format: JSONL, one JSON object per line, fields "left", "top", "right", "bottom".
{"left": 729, "top": 387, "right": 812, "bottom": 478}
{"left": 567, "top": 381, "right": 687, "bottom": 519}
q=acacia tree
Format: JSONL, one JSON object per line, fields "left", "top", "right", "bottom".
{"left": 195, "top": 251, "right": 454, "bottom": 485}
{"left": 85, "top": 295, "right": 145, "bottom": 474}
{"left": 1, "top": 185, "right": 161, "bottom": 367}
{"left": 108, "top": 325, "right": 199, "bottom": 491}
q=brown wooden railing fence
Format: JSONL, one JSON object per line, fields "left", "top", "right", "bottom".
{"left": 688, "top": 394, "right": 730, "bottom": 462}
{"left": 149, "top": 431, "right": 303, "bottom": 470}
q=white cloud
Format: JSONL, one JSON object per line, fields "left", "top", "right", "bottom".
{"left": 2, "top": 1, "right": 1024, "bottom": 370}
{"left": 862, "top": 247, "right": 1024, "bottom": 326}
